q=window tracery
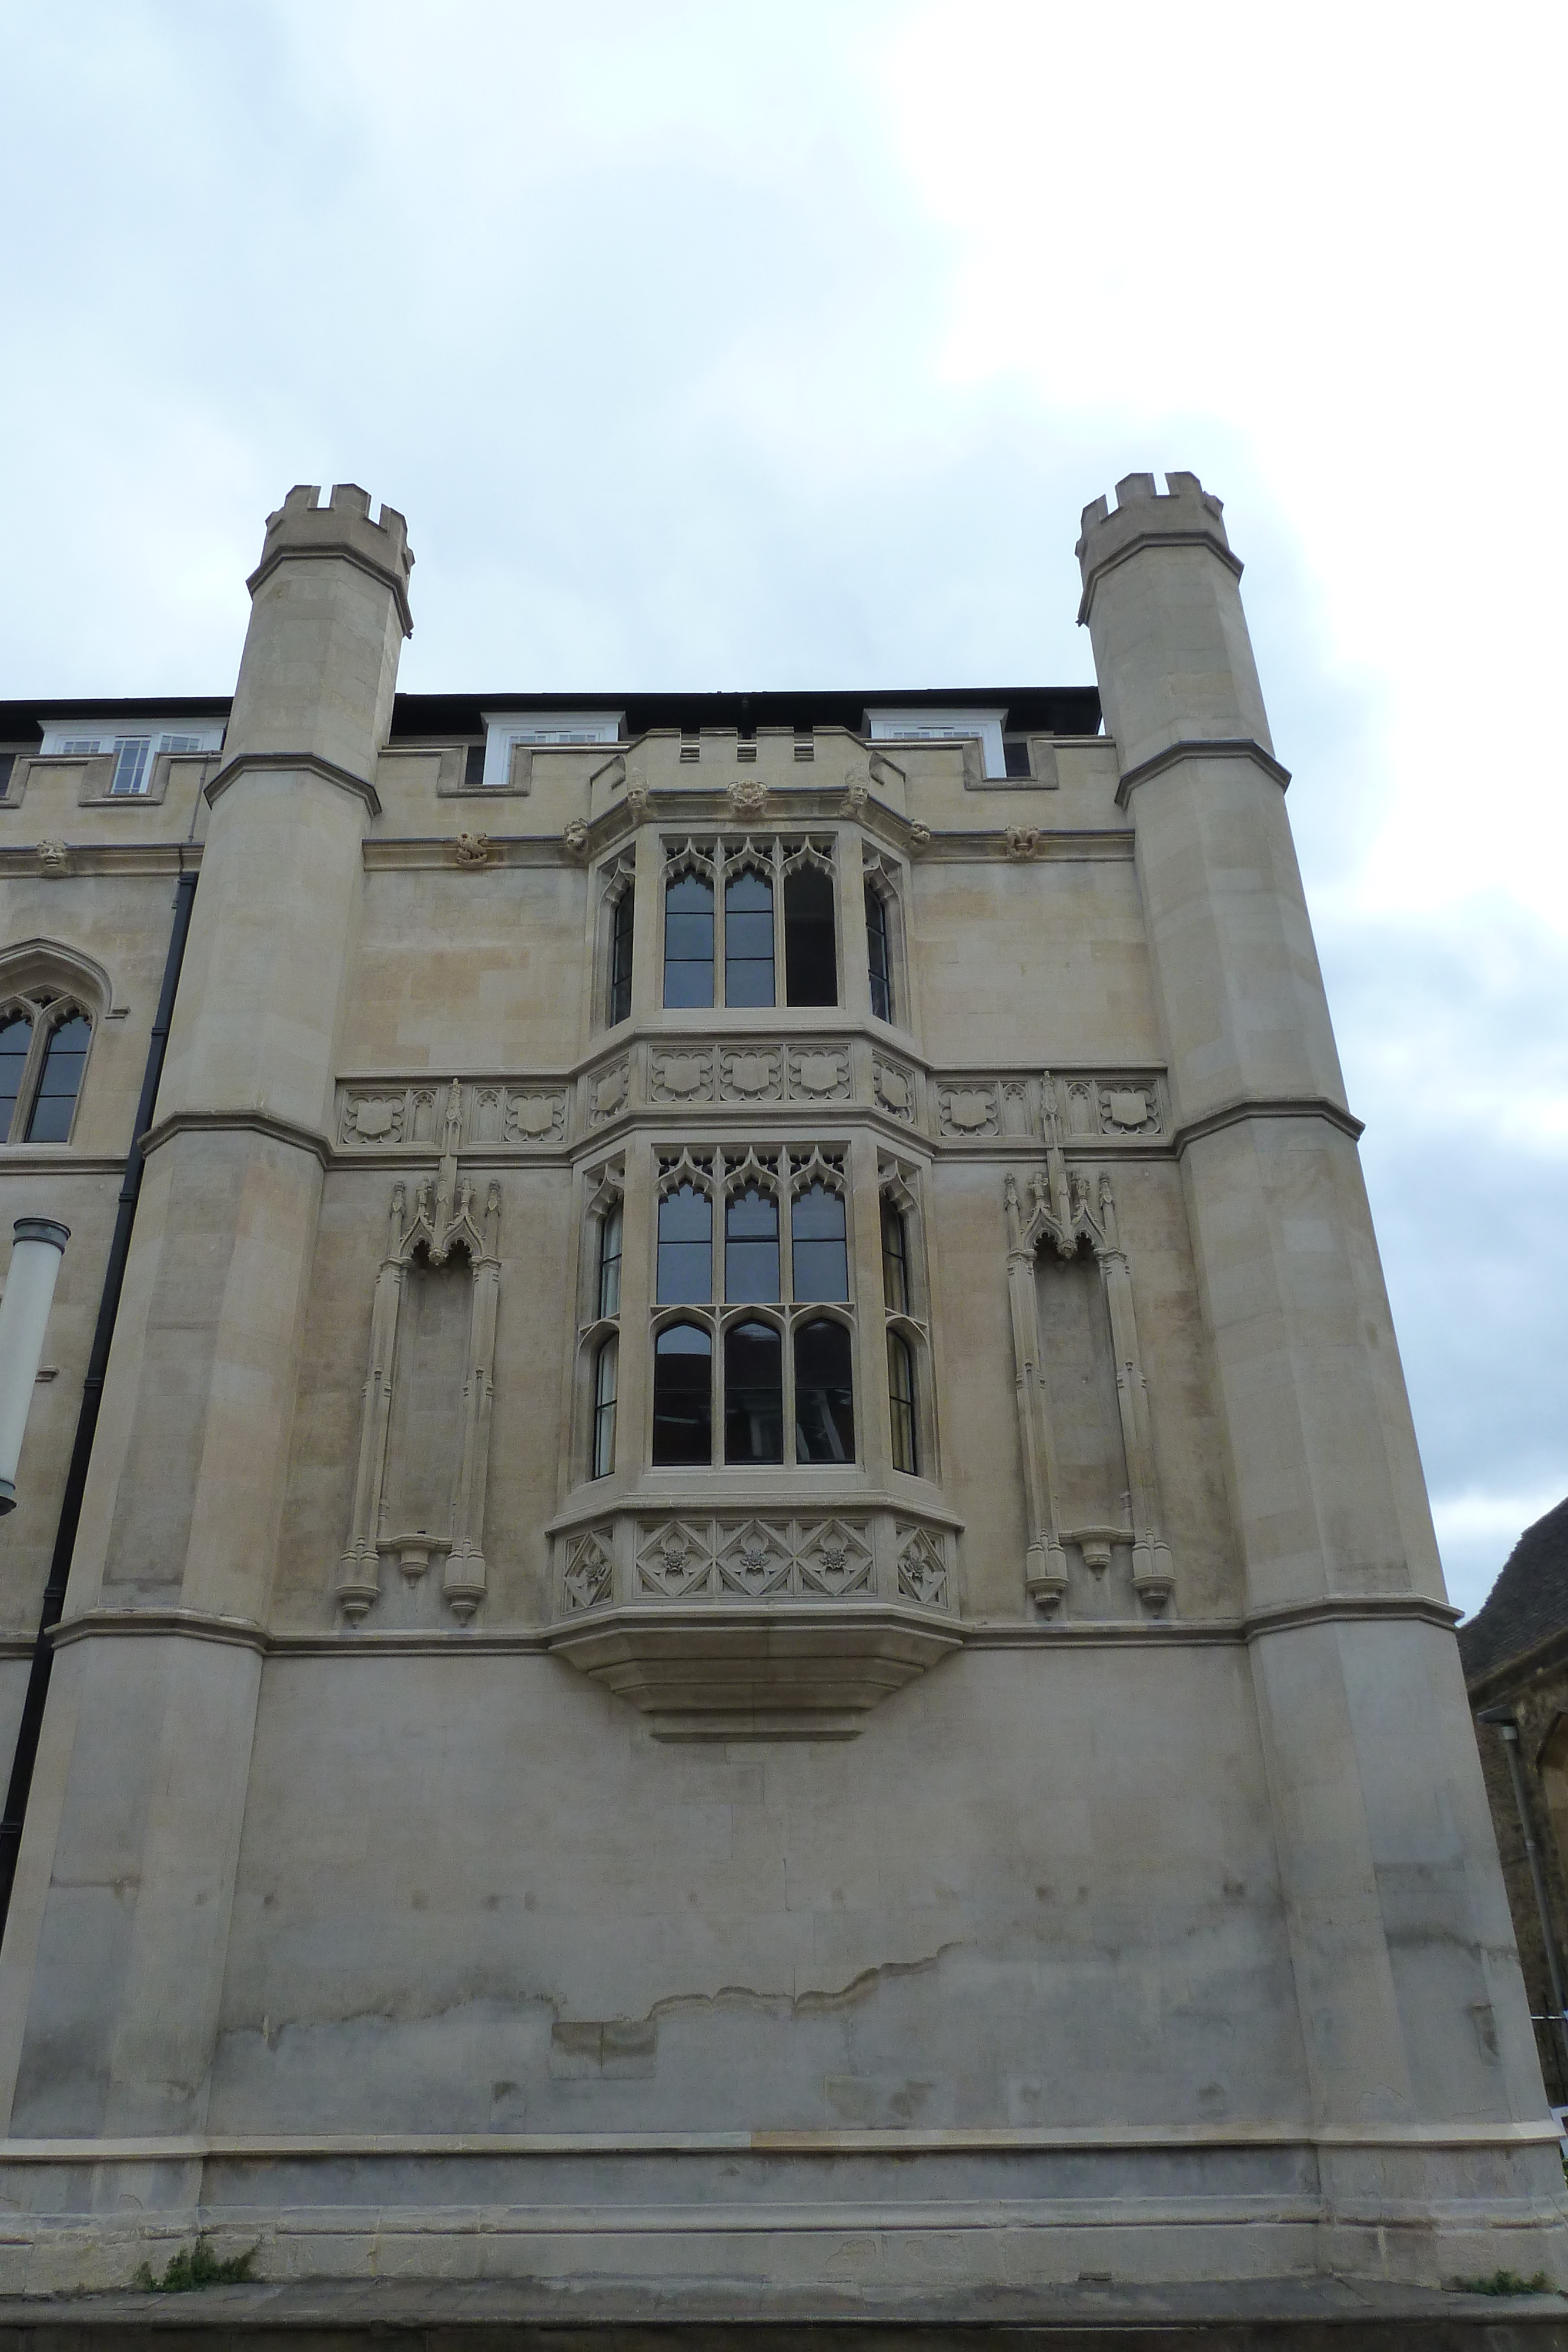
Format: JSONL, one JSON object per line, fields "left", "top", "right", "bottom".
{"left": 0, "top": 987, "right": 95, "bottom": 1147}
{"left": 661, "top": 836, "right": 838, "bottom": 1011}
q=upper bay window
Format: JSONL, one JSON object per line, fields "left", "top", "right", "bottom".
{"left": 662, "top": 837, "right": 838, "bottom": 1013}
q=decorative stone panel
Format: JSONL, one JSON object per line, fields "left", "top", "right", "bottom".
{"left": 542, "top": 1503, "right": 962, "bottom": 1739}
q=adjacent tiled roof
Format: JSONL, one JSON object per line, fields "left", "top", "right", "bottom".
{"left": 1458, "top": 1494, "right": 1568, "bottom": 1685}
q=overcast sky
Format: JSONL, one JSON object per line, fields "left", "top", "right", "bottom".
{"left": 2, "top": 1, "right": 1563, "bottom": 1616}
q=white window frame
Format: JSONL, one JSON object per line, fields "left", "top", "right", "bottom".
{"left": 479, "top": 710, "right": 623, "bottom": 789}
{"left": 39, "top": 716, "right": 226, "bottom": 798}
{"left": 865, "top": 706, "right": 1008, "bottom": 780}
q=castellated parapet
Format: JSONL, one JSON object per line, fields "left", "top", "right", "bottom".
{"left": 246, "top": 481, "right": 414, "bottom": 637}
{"left": 0, "top": 474, "right": 1561, "bottom": 2327}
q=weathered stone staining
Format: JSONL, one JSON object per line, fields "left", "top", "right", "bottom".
{"left": 0, "top": 472, "right": 1560, "bottom": 2320}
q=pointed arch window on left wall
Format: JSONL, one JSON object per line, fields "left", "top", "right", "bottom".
{"left": 0, "top": 997, "right": 93, "bottom": 1145}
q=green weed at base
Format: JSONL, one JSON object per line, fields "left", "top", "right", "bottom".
{"left": 133, "top": 2234, "right": 259, "bottom": 2292}
{"left": 1452, "top": 2268, "right": 1554, "bottom": 2296}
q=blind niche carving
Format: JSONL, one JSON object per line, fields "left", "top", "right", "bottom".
{"left": 1004, "top": 1081, "right": 1174, "bottom": 1621}
{"left": 337, "top": 1088, "right": 502, "bottom": 1623}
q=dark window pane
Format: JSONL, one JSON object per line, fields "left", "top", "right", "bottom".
{"left": 866, "top": 881, "right": 892, "bottom": 1022}
{"left": 726, "top": 1184, "right": 779, "bottom": 1303}
{"left": 888, "top": 1330, "right": 918, "bottom": 1475}
{"left": 1004, "top": 737, "right": 1033, "bottom": 778}
{"left": 25, "top": 1014, "right": 90, "bottom": 1143}
{"left": 592, "top": 1337, "right": 618, "bottom": 1478}
{"left": 657, "top": 1184, "right": 712, "bottom": 1304}
{"left": 795, "top": 1319, "right": 855, "bottom": 1463}
{"left": 609, "top": 886, "right": 634, "bottom": 1023}
{"left": 664, "top": 872, "right": 714, "bottom": 1008}
{"left": 0, "top": 1011, "right": 33, "bottom": 1140}
{"left": 464, "top": 741, "right": 487, "bottom": 787}
{"left": 791, "top": 1181, "right": 848, "bottom": 1301}
{"left": 724, "top": 1319, "right": 783, "bottom": 1464}
{"left": 881, "top": 1199, "right": 910, "bottom": 1315}
{"left": 653, "top": 1322, "right": 713, "bottom": 1464}
{"left": 784, "top": 866, "right": 837, "bottom": 1006}
{"left": 724, "top": 870, "right": 775, "bottom": 1008}
{"left": 597, "top": 1204, "right": 623, "bottom": 1319}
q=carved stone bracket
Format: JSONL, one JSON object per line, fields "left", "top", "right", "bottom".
{"left": 1004, "top": 1074, "right": 1175, "bottom": 1623}
{"left": 543, "top": 1505, "right": 962, "bottom": 1738}
{"left": 337, "top": 1079, "right": 502, "bottom": 1625}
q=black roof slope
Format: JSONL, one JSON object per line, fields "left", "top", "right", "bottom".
{"left": 1457, "top": 1494, "right": 1568, "bottom": 1685}
{"left": 0, "top": 686, "right": 1101, "bottom": 750}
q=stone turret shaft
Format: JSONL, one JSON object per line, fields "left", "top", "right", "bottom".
{"left": 0, "top": 489, "right": 411, "bottom": 2139}
{"left": 1078, "top": 470, "right": 1539, "bottom": 2137}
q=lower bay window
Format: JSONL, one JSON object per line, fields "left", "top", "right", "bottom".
{"left": 581, "top": 1144, "right": 932, "bottom": 1486}
{"left": 650, "top": 1145, "right": 857, "bottom": 1471}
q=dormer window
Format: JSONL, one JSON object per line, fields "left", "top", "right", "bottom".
{"left": 477, "top": 710, "right": 621, "bottom": 788}
{"left": 865, "top": 706, "right": 1007, "bottom": 779}
{"left": 39, "top": 717, "right": 224, "bottom": 797}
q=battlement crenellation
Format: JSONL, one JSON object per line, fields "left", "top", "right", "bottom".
{"left": 1075, "top": 471, "right": 1238, "bottom": 618}
{"left": 247, "top": 482, "right": 415, "bottom": 634}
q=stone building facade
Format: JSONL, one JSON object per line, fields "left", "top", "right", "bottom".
{"left": 1461, "top": 1496, "right": 1568, "bottom": 2109}
{"left": 0, "top": 473, "right": 1560, "bottom": 2313}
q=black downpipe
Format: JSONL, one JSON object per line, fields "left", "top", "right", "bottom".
{"left": 0, "top": 866, "right": 198, "bottom": 1940}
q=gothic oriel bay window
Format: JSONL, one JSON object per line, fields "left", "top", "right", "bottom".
{"left": 661, "top": 836, "right": 838, "bottom": 1011}
{"left": 647, "top": 1145, "right": 859, "bottom": 1469}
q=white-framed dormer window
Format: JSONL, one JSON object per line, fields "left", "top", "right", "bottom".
{"left": 39, "top": 716, "right": 226, "bottom": 797}
{"left": 865, "top": 706, "right": 1008, "bottom": 780}
{"left": 479, "top": 710, "right": 623, "bottom": 789}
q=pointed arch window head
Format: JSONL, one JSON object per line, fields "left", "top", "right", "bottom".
{"left": 866, "top": 880, "right": 893, "bottom": 1022}
{"left": 795, "top": 1318, "right": 854, "bottom": 1462}
{"left": 657, "top": 1182, "right": 712, "bottom": 1304}
{"left": 888, "top": 1329, "right": 919, "bottom": 1476}
{"left": 724, "top": 868, "right": 775, "bottom": 1007}
{"left": 725, "top": 1183, "right": 780, "bottom": 1304}
{"left": 609, "top": 884, "right": 634, "bottom": 1024}
{"left": 663, "top": 870, "right": 714, "bottom": 1007}
{"left": 792, "top": 1180, "right": 848, "bottom": 1302}
{"left": 653, "top": 1321, "right": 712, "bottom": 1464}
{"left": 592, "top": 1336, "right": 618, "bottom": 1479}
{"left": 725, "top": 1319, "right": 783, "bottom": 1464}
{"left": 0, "top": 1013, "right": 34, "bottom": 1141}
